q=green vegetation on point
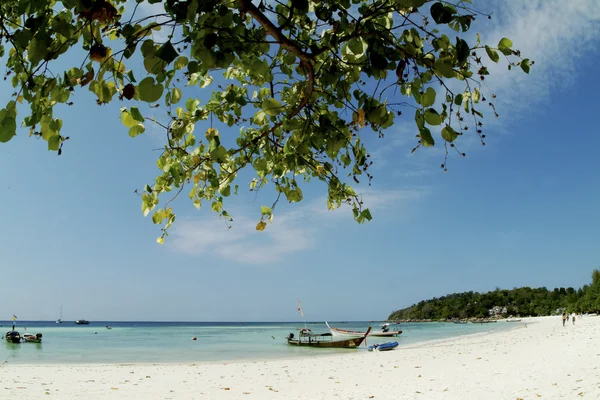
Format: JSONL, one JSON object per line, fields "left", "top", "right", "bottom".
{"left": 389, "top": 269, "right": 600, "bottom": 320}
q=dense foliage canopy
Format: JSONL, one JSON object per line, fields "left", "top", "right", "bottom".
{"left": 0, "top": 0, "right": 530, "bottom": 241}
{"left": 388, "top": 269, "right": 600, "bottom": 320}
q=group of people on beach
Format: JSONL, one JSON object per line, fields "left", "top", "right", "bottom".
{"left": 562, "top": 312, "right": 582, "bottom": 327}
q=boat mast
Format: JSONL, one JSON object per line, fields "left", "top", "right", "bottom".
{"left": 297, "top": 299, "right": 307, "bottom": 329}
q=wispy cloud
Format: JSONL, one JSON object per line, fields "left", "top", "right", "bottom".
{"left": 374, "top": 1, "right": 600, "bottom": 172}
{"left": 475, "top": 0, "right": 600, "bottom": 119}
{"left": 168, "top": 188, "right": 427, "bottom": 264}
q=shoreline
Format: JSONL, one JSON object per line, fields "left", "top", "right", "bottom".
{"left": 2, "top": 319, "right": 522, "bottom": 367}
{"left": 3, "top": 315, "right": 598, "bottom": 399}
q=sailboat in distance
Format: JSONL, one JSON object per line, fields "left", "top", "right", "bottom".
{"left": 56, "top": 305, "right": 63, "bottom": 324}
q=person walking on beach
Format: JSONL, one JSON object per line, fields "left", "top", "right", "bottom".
{"left": 572, "top": 313, "right": 576, "bottom": 325}
{"left": 562, "top": 312, "right": 567, "bottom": 327}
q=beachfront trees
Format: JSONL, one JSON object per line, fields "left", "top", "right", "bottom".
{"left": 0, "top": 0, "right": 530, "bottom": 241}
{"left": 389, "top": 269, "right": 600, "bottom": 320}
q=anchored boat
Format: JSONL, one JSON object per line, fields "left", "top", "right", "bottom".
{"left": 287, "top": 326, "right": 372, "bottom": 348}
{"left": 3, "top": 331, "right": 21, "bottom": 343}
{"left": 326, "top": 322, "right": 402, "bottom": 338}
{"left": 22, "top": 332, "right": 43, "bottom": 343}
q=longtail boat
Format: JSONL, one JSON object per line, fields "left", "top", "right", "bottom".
{"left": 287, "top": 326, "right": 372, "bottom": 348}
{"left": 326, "top": 322, "right": 402, "bottom": 338}
{"left": 3, "top": 331, "right": 21, "bottom": 343}
{"left": 22, "top": 332, "right": 43, "bottom": 343}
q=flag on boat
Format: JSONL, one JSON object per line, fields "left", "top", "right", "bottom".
{"left": 297, "top": 299, "right": 304, "bottom": 317}
{"left": 12, "top": 314, "right": 17, "bottom": 321}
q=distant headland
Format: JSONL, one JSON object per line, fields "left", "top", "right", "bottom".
{"left": 388, "top": 269, "right": 600, "bottom": 322}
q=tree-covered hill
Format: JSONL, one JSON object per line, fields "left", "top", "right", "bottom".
{"left": 388, "top": 269, "right": 600, "bottom": 321}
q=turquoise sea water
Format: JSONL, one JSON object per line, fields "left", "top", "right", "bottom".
{"left": 0, "top": 320, "right": 520, "bottom": 364}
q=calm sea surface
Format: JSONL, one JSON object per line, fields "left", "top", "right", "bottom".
{"left": 0, "top": 320, "right": 520, "bottom": 364}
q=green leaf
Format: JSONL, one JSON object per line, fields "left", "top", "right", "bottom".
{"left": 129, "top": 125, "right": 145, "bottom": 137}
{"left": 210, "top": 145, "right": 227, "bottom": 162}
{"left": 360, "top": 208, "right": 372, "bottom": 221}
{"left": 472, "top": 88, "right": 481, "bottom": 103}
{"left": 498, "top": 37, "right": 513, "bottom": 55}
{"left": 138, "top": 77, "right": 164, "bottom": 103}
{"left": 174, "top": 56, "right": 188, "bottom": 70}
{"left": 221, "top": 185, "right": 231, "bottom": 197}
{"left": 28, "top": 32, "right": 51, "bottom": 66}
{"left": 171, "top": 87, "right": 182, "bottom": 104}
{"left": 434, "top": 58, "right": 455, "bottom": 78}
{"left": 421, "top": 87, "right": 436, "bottom": 107}
{"left": 419, "top": 127, "right": 435, "bottom": 147}
{"left": 424, "top": 108, "right": 443, "bottom": 125}
{"left": 454, "top": 94, "right": 463, "bottom": 106}
{"left": 254, "top": 158, "right": 267, "bottom": 172}
{"left": 520, "top": 58, "right": 531, "bottom": 74}
{"left": 441, "top": 125, "right": 458, "bottom": 142}
{"left": 48, "top": 135, "right": 61, "bottom": 151}
{"left": 498, "top": 37, "right": 513, "bottom": 49}
{"left": 129, "top": 107, "right": 144, "bottom": 122}
{"left": 156, "top": 41, "right": 178, "bottom": 64}
{"left": 144, "top": 56, "right": 167, "bottom": 74}
{"left": 261, "top": 98, "right": 282, "bottom": 116}
{"left": 261, "top": 206, "right": 272, "bottom": 215}
{"left": 211, "top": 201, "right": 222, "bottom": 213}
{"left": 209, "top": 136, "right": 220, "bottom": 153}
{"left": 121, "top": 109, "right": 138, "bottom": 127}
{"left": 430, "top": 3, "right": 454, "bottom": 24}
{"left": 455, "top": 38, "right": 469, "bottom": 64}
{"left": 0, "top": 105, "right": 17, "bottom": 143}
{"left": 193, "top": 45, "right": 217, "bottom": 68}
{"left": 347, "top": 37, "right": 366, "bottom": 56}
{"left": 485, "top": 45, "right": 500, "bottom": 63}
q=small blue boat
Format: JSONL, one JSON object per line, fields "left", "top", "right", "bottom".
{"left": 368, "top": 341, "right": 399, "bottom": 352}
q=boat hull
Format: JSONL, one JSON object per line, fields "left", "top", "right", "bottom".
{"left": 4, "top": 331, "right": 21, "bottom": 343}
{"left": 287, "top": 336, "right": 366, "bottom": 348}
{"left": 328, "top": 327, "right": 402, "bottom": 338}
{"left": 367, "top": 331, "right": 402, "bottom": 337}
{"left": 22, "top": 333, "right": 42, "bottom": 343}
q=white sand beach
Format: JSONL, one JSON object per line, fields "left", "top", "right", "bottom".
{"left": 1, "top": 316, "right": 598, "bottom": 399}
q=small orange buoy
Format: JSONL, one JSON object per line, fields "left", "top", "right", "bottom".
{"left": 191, "top": 337, "right": 197, "bottom": 341}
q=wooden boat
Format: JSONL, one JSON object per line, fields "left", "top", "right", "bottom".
{"left": 452, "top": 320, "right": 468, "bottom": 324}
{"left": 506, "top": 319, "right": 522, "bottom": 322}
{"left": 326, "top": 322, "right": 402, "bottom": 338}
{"left": 287, "top": 326, "right": 372, "bottom": 348}
{"left": 22, "top": 333, "right": 42, "bottom": 343}
{"left": 3, "top": 331, "right": 21, "bottom": 343}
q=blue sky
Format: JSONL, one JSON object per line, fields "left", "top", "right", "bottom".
{"left": 1, "top": 1, "right": 599, "bottom": 322}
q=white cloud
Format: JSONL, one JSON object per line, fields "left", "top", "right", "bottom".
{"left": 474, "top": 0, "right": 600, "bottom": 119}
{"left": 374, "top": 1, "right": 600, "bottom": 172}
{"left": 168, "top": 188, "right": 427, "bottom": 264}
